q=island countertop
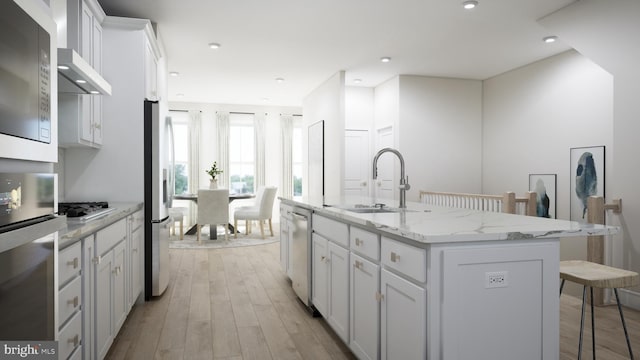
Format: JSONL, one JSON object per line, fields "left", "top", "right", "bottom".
{"left": 280, "top": 196, "right": 618, "bottom": 244}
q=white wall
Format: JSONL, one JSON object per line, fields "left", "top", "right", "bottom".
{"left": 399, "top": 75, "right": 483, "bottom": 200}
{"left": 302, "top": 71, "right": 345, "bottom": 202}
{"left": 540, "top": 0, "right": 640, "bottom": 305}
{"left": 482, "top": 50, "right": 614, "bottom": 297}
{"left": 483, "top": 50, "right": 613, "bottom": 220}
{"left": 346, "top": 86, "right": 374, "bottom": 130}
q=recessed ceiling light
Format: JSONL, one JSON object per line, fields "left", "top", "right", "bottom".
{"left": 462, "top": 1, "right": 478, "bottom": 9}
{"left": 353, "top": 79, "right": 362, "bottom": 84}
{"left": 543, "top": 36, "right": 558, "bottom": 43}
{"left": 208, "top": 43, "right": 221, "bottom": 49}
{"left": 76, "top": 79, "right": 86, "bottom": 84}
{"left": 176, "top": 93, "right": 185, "bottom": 97}
{"left": 275, "top": 77, "right": 285, "bottom": 83}
{"left": 380, "top": 57, "right": 391, "bottom": 63}
{"left": 262, "top": 97, "right": 270, "bottom": 102}
{"left": 170, "top": 71, "right": 179, "bottom": 77}
{"left": 90, "top": 90, "right": 99, "bottom": 94}
{"left": 57, "top": 65, "right": 69, "bottom": 70}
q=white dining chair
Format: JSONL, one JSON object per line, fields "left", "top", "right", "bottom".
{"left": 234, "top": 186, "right": 277, "bottom": 239}
{"left": 168, "top": 207, "right": 188, "bottom": 240}
{"left": 197, "top": 189, "right": 229, "bottom": 242}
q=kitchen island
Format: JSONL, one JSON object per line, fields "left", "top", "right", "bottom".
{"left": 279, "top": 196, "right": 617, "bottom": 360}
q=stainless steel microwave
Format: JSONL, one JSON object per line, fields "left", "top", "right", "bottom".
{"left": 0, "top": 0, "right": 51, "bottom": 144}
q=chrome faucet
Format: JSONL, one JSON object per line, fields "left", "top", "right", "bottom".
{"left": 372, "top": 148, "right": 411, "bottom": 208}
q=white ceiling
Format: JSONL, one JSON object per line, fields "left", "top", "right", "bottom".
{"left": 97, "top": 0, "right": 574, "bottom": 107}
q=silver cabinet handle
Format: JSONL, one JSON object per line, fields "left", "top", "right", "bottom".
{"left": 92, "top": 256, "right": 102, "bottom": 265}
{"left": 67, "top": 257, "right": 79, "bottom": 269}
{"left": 68, "top": 334, "right": 79, "bottom": 347}
{"left": 355, "top": 238, "right": 362, "bottom": 246}
{"left": 375, "top": 292, "right": 384, "bottom": 302}
{"left": 354, "top": 260, "right": 363, "bottom": 270}
{"left": 391, "top": 252, "right": 400, "bottom": 262}
{"left": 68, "top": 296, "right": 79, "bottom": 308}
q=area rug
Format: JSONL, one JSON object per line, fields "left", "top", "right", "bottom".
{"left": 169, "top": 224, "right": 279, "bottom": 249}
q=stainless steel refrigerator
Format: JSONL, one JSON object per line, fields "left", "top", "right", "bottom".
{"left": 144, "top": 100, "right": 173, "bottom": 299}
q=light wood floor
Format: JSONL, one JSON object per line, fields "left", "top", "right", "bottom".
{"left": 106, "top": 242, "right": 640, "bottom": 360}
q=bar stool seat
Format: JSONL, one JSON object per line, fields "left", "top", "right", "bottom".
{"left": 560, "top": 260, "right": 640, "bottom": 360}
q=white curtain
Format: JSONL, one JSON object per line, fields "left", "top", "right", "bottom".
{"left": 216, "top": 111, "right": 230, "bottom": 189}
{"left": 280, "top": 114, "right": 293, "bottom": 199}
{"left": 254, "top": 113, "right": 266, "bottom": 189}
{"left": 187, "top": 111, "right": 201, "bottom": 223}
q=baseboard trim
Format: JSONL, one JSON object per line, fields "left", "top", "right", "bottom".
{"left": 618, "top": 288, "right": 640, "bottom": 310}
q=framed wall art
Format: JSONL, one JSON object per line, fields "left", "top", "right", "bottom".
{"left": 529, "top": 174, "right": 557, "bottom": 219}
{"left": 570, "top": 146, "right": 605, "bottom": 222}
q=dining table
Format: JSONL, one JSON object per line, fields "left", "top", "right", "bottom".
{"left": 173, "top": 192, "right": 255, "bottom": 240}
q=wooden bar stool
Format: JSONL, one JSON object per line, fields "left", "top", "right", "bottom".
{"left": 559, "top": 260, "right": 639, "bottom": 360}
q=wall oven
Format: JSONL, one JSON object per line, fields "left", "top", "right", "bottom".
{"left": 0, "top": 173, "right": 64, "bottom": 341}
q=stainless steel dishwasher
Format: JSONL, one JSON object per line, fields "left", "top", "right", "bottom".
{"left": 290, "top": 206, "right": 312, "bottom": 308}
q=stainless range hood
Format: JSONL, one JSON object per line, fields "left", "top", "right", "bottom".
{"left": 57, "top": 48, "right": 112, "bottom": 95}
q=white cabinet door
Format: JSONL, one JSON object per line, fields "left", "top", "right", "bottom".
{"left": 144, "top": 40, "right": 158, "bottom": 100}
{"left": 327, "top": 241, "right": 349, "bottom": 343}
{"left": 311, "top": 233, "right": 328, "bottom": 317}
{"left": 82, "top": 235, "right": 95, "bottom": 360}
{"left": 95, "top": 250, "right": 114, "bottom": 360}
{"left": 381, "top": 269, "right": 426, "bottom": 360}
{"left": 129, "top": 225, "right": 143, "bottom": 307}
{"left": 350, "top": 253, "right": 380, "bottom": 360}
{"left": 113, "top": 241, "right": 127, "bottom": 335}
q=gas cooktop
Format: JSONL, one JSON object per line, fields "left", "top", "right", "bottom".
{"left": 58, "top": 202, "right": 115, "bottom": 222}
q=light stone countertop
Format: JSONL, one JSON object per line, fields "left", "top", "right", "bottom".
{"left": 59, "top": 202, "right": 143, "bottom": 249}
{"left": 280, "top": 196, "right": 618, "bottom": 244}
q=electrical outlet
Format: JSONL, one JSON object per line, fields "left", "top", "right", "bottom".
{"left": 485, "top": 271, "right": 509, "bottom": 288}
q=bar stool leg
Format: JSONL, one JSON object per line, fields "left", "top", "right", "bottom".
{"left": 590, "top": 287, "right": 596, "bottom": 359}
{"left": 579, "top": 285, "right": 587, "bottom": 360}
{"left": 614, "top": 288, "right": 634, "bottom": 360}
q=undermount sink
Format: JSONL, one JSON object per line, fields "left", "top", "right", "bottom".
{"left": 334, "top": 204, "right": 418, "bottom": 214}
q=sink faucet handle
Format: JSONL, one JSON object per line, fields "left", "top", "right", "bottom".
{"left": 399, "top": 176, "right": 411, "bottom": 190}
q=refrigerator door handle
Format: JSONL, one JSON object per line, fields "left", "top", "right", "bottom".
{"left": 152, "top": 216, "right": 171, "bottom": 224}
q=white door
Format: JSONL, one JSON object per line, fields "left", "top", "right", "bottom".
{"left": 344, "top": 130, "right": 370, "bottom": 197}
{"left": 375, "top": 126, "right": 395, "bottom": 201}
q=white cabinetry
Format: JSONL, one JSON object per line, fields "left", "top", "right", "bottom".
{"left": 279, "top": 203, "right": 293, "bottom": 276}
{"left": 350, "top": 253, "right": 379, "bottom": 360}
{"left": 144, "top": 40, "right": 159, "bottom": 100}
{"left": 380, "top": 268, "right": 426, "bottom": 360}
{"left": 93, "top": 219, "right": 127, "bottom": 360}
{"left": 59, "top": 0, "right": 105, "bottom": 148}
{"left": 128, "top": 210, "right": 144, "bottom": 307}
{"left": 311, "top": 214, "right": 350, "bottom": 343}
{"left": 58, "top": 242, "right": 83, "bottom": 360}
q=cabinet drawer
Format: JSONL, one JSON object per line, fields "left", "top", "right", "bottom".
{"left": 130, "top": 210, "right": 144, "bottom": 232}
{"left": 350, "top": 227, "right": 380, "bottom": 261}
{"left": 313, "top": 214, "right": 349, "bottom": 248}
{"left": 96, "top": 218, "right": 127, "bottom": 255}
{"left": 59, "top": 242, "right": 81, "bottom": 286}
{"left": 381, "top": 237, "right": 426, "bottom": 283}
{"left": 58, "top": 275, "right": 82, "bottom": 327}
{"left": 58, "top": 311, "right": 82, "bottom": 360}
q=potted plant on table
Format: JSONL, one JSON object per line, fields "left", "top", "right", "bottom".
{"left": 205, "top": 162, "right": 223, "bottom": 189}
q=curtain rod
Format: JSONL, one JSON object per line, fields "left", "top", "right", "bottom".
{"left": 280, "top": 113, "right": 303, "bottom": 117}
{"left": 229, "top": 111, "right": 255, "bottom": 115}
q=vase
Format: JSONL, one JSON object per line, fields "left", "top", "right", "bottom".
{"left": 209, "top": 179, "right": 218, "bottom": 189}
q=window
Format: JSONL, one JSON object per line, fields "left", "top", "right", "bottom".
{"left": 170, "top": 111, "right": 190, "bottom": 195}
{"left": 229, "top": 113, "right": 255, "bottom": 194}
{"left": 292, "top": 116, "right": 303, "bottom": 197}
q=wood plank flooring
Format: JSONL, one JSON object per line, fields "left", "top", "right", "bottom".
{"left": 106, "top": 242, "right": 640, "bottom": 360}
